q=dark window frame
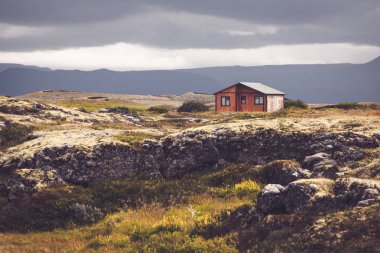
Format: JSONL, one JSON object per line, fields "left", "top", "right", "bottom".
{"left": 254, "top": 96, "right": 264, "bottom": 105}
{"left": 241, "top": 96, "right": 246, "bottom": 104}
{"left": 221, "top": 96, "right": 230, "bottom": 106}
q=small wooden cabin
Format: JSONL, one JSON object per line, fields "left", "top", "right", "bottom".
{"left": 214, "top": 82, "right": 285, "bottom": 112}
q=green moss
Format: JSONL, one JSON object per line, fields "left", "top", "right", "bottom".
{"left": 114, "top": 131, "right": 161, "bottom": 145}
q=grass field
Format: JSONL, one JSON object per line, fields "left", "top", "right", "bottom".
{"left": 54, "top": 99, "right": 147, "bottom": 112}
{"left": 0, "top": 165, "right": 262, "bottom": 252}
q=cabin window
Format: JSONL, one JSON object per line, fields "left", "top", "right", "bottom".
{"left": 255, "top": 96, "right": 264, "bottom": 105}
{"left": 241, "top": 96, "right": 246, "bottom": 104}
{"left": 221, "top": 96, "right": 230, "bottom": 106}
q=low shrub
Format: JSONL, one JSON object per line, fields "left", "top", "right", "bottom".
{"left": 336, "top": 102, "right": 362, "bottom": 109}
{"left": 178, "top": 101, "right": 209, "bottom": 113}
{"left": 0, "top": 185, "right": 97, "bottom": 231}
{"left": 147, "top": 105, "right": 172, "bottom": 114}
{"left": 317, "top": 102, "right": 380, "bottom": 110}
{"left": 284, "top": 98, "right": 308, "bottom": 109}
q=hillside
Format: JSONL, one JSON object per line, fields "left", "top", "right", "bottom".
{"left": 1, "top": 57, "right": 380, "bottom": 103}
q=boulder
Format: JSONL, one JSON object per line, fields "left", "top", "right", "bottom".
{"left": 256, "top": 184, "right": 285, "bottom": 214}
{"left": 283, "top": 178, "right": 334, "bottom": 212}
{"left": 261, "top": 160, "right": 310, "bottom": 185}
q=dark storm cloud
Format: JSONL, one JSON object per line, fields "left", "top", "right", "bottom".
{"left": 0, "top": 0, "right": 379, "bottom": 51}
{"left": 0, "top": 0, "right": 146, "bottom": 25}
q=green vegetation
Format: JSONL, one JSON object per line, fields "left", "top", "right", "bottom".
{"left": 178, "top": 101, "right": 209, "bottom": 112}
{"left": 336, "top": 102, "right": 363, "bottom": 109}
{"left": 284, "top": 98, "right": 308, "bottom": 109}
{"left": 54, "top": 99, "right": 146, "bottom": 112}
{"left": 0, "top": 164, "right": 264, "bottom": 252}
{"left": 147, "top": 105, "right": 173, "bottom": 114}
{"left": 0, "top": 164, "right": 261, "bottom": 229}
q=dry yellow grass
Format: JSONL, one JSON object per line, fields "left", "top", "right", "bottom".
{"left": 54, "top": 98, "right": 147, "bottom": 112}
{"left": 0, "top": 194, "right": 247, "bottom": 252}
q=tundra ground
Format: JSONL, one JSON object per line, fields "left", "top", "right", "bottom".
{"left": 0, "top": 94, "right": 379, "bottom": 253}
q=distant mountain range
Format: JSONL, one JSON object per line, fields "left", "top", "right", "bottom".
{"left": 1, "top": 57, "right": 379, "bottom": 103}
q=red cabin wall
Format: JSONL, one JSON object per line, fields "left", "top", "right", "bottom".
{"left": 215, "top": 85, "right": 237, "bottom": 112}
{"left": 215, "top": 84, "right": 267, "bottom": 112}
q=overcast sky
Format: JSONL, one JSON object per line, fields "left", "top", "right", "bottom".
{"left": 0, "top": 0, "right": 379, "bottom": 70}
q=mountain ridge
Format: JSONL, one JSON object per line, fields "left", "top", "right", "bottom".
{"left": 0, "top": 56, "right": 379, "bottom": 103}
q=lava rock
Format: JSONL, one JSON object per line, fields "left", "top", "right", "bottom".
{"left": 256, "top": 184, "right": 285, "bottom": 214}
{"left": 261, "top": 160, "right": 310, "bottom": 185}
{"left": 333, "top": 177, "right": 380, "bottom": 207}
{"left": 283, "top": 179, "right": 334, "bottom": 212}
{"left": 304, "top": 153, "right": 341, "bottom": 179}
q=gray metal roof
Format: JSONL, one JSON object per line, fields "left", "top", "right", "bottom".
{"left": 239, "top": 82, "right": 285, "bottom": 95}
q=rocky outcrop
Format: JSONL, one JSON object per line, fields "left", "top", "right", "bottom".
{"left": 0, "top": 99, "right": 45, "bottom": 115}
{"left": 0, "top": 127, "right": 378, "bottom": 202}
{"left": 160, "top": 129, "right": 377, "bottom": 177}
{"left": 255, "top": 177, "right": 380, "bottom": 217}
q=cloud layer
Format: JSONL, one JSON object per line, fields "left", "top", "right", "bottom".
{"left": 0, "top": 0, "right": 379, "bottom": 69}
{"left": 0, "top": 42, "right": 379, "bottom": 71}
